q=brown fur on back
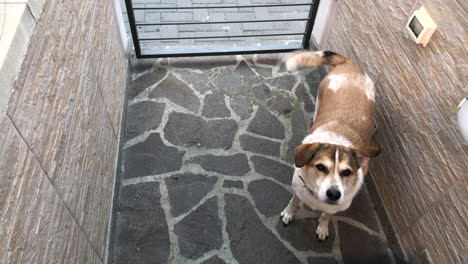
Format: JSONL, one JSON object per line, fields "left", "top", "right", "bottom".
{"left": 286, "top": 50, "right": 378, "bottom": 152}
{"left": 312, "top": 61, "right": 375, "bottom": 146}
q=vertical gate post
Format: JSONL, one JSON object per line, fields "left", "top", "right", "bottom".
{"left": 125, "top": 0, "right": 142, "bottom": 57}
{"left": 303, "top": 0, "right": 321, "bottom": 49}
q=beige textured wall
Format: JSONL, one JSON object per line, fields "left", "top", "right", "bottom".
{"left": 0, "top": 0, "right": 127, "bottom": 262}
{"left": 322, "top": 0, "right": 467, "bottom": 263}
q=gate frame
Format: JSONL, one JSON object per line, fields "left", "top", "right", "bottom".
{"left": 124, "top": 1, "right": 321, "bottom": 58}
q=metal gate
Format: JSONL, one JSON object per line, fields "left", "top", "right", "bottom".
{"left": 125, "top": 0, "right": 320, "bottom": 58}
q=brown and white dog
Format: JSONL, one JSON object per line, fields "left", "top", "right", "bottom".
{"left": 280, "top": 51, "right": 381, "bottom": 240}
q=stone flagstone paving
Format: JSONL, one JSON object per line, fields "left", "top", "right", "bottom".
{"left": 110, "top": 54, "right": 396, "bottom": 264}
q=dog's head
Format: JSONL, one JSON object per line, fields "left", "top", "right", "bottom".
{"left": 295, "top": 143, "right": 380, "bottom": 205}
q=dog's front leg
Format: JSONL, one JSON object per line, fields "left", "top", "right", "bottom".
{"left": 316, "top": 212, "right": 332, "bottom": 240}
{"left": 280, "top": 195, "right": 300, "bottom": 225}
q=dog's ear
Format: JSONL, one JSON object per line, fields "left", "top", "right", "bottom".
{"left": 295, "top": 143, "right": 321, "bottom": 168}
{"left": 352, "top": 145, "right": 381, "bottom": 168}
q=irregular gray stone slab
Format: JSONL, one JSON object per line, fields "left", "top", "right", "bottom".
{"left": 234, "top": 61, "right": 257, "bottom": 78}
{"left": 169, "top": 56, "right": 237, "bottom": 70}
{"left": 308, "top": 81, "right": 320, "bottom": 98}
{"left": 276, "top": 218, "right": 335, "bottom": 252}
{"left": 252, "top": 84, "right": 272, "bottom": 102}
{"left": 256, "top": 54, "right": 278, "bottom": 66}
{"left": 240, "top": 134, "right": 280, "bottom": 157}
{"left": 336, "top": 187, "right": 383, "bottom": 232}
{"left": 305, "top": 68, "right": 323, "bottom": 98}
{"left": 202, "top": 119, "right": 238, "bottom": 149}
{"left": 117, "top": 182, "right": 163, "bottom": 211}
{"left": 113, "top": 182, "right": 170, "bottom": 264}
{"left": 164, "top": 112, "right": 237, "bottom": 149}
{"left": 318, "top": 68, "right": 328, "bottom": 79}
{"left": 242, "top": 74, "right": 264, "bottom": 89}
{"left": 339, "top": 221, "right": 394, "bottom": 264}
{"left": 223, "top": 180, "right": 244, "bottom": 189}
{"left": 125, "top": 101, "right": 165, "bottom": 140}
{"left": 253, "top": 66, "right": 272, "bottom": 78}
{"left": 285, "top": 146, "right": 296, "bottom": 164}
{"left": 165, "top": 173, "right": 217, "bottom": 217}
{"left": 201, "top": 256, "right": 227, "bottom": 264}
{"left": 127, "top": 68, "right": 167, "bottom": 99}
{"left": 174, "top": 197, "right": 223, "bottom": 259}
{"left": 250, "top": 156, "right": 294, "bottom": 184}
{"left": 291, "top": 110, "right": 308, "bottom": 138}
{"left": 267, "top": 93, "right": 294, "bottom": 115}
{"left": 213, "top": 72, "right": 249, "bottom": 94}
{"left": 123, "top": 133, "right": 185, "bottom": 179}
{"left": 267, "top": 75, "right": 297, "bottom": 91}
{"left": 229, "top": 96, "right": 253, "bottom": 120}
{"left": 129, "top": 59, "right": 155, "bottom": 75}
{"left": 307, "top": 257, "right": 339, "bottom": 264}
{"left": 286, "top": 110, "right": 307, "bottom": 163}
{"left": 306, "top": 69, "right": 323, "bottom": 87}
{"left": 149, "top": 73, "right": 200, "bottom": 113}
{"left": 247, "top": 107, "right": 285, "bottom": 139}
{"left": 114, "top": 212, "right": 170, "bottom": 264}
{"left": 202, "top": 93, "right": 230, "bottom": 118}
{"left": 248, "top": 179, "right": 290, "bottom": 217}
{"left": 224, "top": 194, "right": 301, "bottom": 264}
{"left": 278, "top": 62, "right": 288, "bottom": 73}
{"left": 175, "top": 69, "right": 212, "bottom": 94}
{"left": 191, "top": 153, "right": 250, "bottom": 176}
{"left": 295, "top": 83, "right": 315, "bottom": 113}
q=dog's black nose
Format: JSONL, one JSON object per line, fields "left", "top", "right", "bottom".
{"left": 326, "top": 187, "right": 341, "bottom": 201}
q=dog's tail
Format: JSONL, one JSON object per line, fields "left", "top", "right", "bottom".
{"left": 285, "top": 50, "right": 350, "bottom": 71}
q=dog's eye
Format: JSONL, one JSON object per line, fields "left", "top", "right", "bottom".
{"left": 315, "top": 164, "right": 327, "bottom": 172}
{"left": 340, "top": 169, "right": 352, "bottom": 177}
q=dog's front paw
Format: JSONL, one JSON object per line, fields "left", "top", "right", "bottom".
{"left": 280, "top": 208, "right": 295, "bottom": 225}
{"left": 316, "top": 223, "right": 329, "bottom": 240}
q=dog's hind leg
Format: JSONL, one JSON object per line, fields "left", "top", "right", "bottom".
{"left": 316, "top": 213, "right": 332, "bottom": 240}
{"left": 280, "top": 195, "right": 300, "bottom": 225}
